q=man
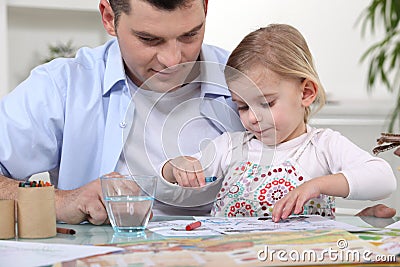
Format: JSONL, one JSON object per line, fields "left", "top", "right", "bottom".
{"left": 0, "top": 0, "right": 394, "bottom": 224}
{"left": 0, "top": 0, "right": 242, "bottom": 224}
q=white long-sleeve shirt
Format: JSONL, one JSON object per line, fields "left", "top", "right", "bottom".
{"left": 194, "top": 125, "right": 396, "bottom": 201}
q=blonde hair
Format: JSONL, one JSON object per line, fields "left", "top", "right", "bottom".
{"left": 225, "top": 24, "right": 326, "bottom": 122}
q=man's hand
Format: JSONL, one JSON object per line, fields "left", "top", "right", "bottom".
{"left": 356, "top": 204, "right": 396, "bottom": 218}
{"left": 55, "top": 178, "right": 108, "bottom": 225}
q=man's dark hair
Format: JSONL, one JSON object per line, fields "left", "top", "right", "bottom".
{"left": 109, "top": 0, "right": 199, "bottom": 28}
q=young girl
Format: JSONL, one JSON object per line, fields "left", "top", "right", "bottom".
{"left": 161, "top": 24, "right": 396, "bottom": 222}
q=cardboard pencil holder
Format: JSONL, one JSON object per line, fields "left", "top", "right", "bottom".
{"left": 17, "top": 186, "right": 56, "bottom": 238}
{"left": 0, "top": 199, "right": 15, "bottom": 239}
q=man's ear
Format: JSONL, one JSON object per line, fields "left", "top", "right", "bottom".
{"left": 100, "top": 0, "right": 117, "bottom": 36}
{"left": 301, "top": 79, "right": 318, "bottom": 107}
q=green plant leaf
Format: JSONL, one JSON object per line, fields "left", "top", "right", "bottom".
{"left": 358, "top": 0, "right": 400, "bottom": 130}
{"left": 42, "top": 40, "right": 77, "bottom": 63}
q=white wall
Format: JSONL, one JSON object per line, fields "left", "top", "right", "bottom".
{"left": 6, "top": 0, "right": 391, "bottom": 104}
{"left": 7, "top": 0, "right": 393, "bottom": 106}
{"left": 7, "top": 7, "right": 108, "bottom": 91}
{"left": 204, "top": 0, "right": 392, "bottom": 104}
{"left": 0, "top": 1, "right": 8, "bottom": 99}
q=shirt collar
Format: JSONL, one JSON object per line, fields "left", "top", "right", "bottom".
{"left": 199, "top": 44, "right": 231, "bottom": 97}
{"left": 102, "top": 41, "right": 231, "bottom": 97}
{"left": 103, "top": 39, "right": 126, "bottom": 96}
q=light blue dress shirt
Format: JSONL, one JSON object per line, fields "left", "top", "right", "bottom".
{"left": 0, "top": 38, "right": 243, "bottom": 190}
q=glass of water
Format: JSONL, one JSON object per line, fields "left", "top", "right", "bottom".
{"left": 101, "top": 175, "right": 157, "bottom": 236}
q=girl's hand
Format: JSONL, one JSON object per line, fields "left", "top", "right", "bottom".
{"left": 271, "top": 180, "right": 321, "bottom": 222}
{"left": 168, "top": 156, "right": 206, "bottom": 187}
{"left": 271, "top": 174, "right": 349, "bottom": 222}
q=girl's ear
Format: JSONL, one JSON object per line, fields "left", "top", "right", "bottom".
{"left": 301, "top": 79, "right": 318, "bottom": 107}
{"left": 100, "top": 0, "right": 117, "bottom": 36}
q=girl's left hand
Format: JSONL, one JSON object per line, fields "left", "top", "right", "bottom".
{"left": 271, "top": 180, "right": 321, "bottom": 222}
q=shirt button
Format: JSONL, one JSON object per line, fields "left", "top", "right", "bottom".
{"left": 119, "top": 121, "right": 127, "bottom": 128}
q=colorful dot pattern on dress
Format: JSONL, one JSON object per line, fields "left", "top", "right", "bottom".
{"left": 211, "top": 161, "right": 335, "bottom": 217}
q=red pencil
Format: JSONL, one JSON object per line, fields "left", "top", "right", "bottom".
{"left": 185, "top": 221, "right": 201, "bottom": 231}
{"left": 56, "top": 227, "right": 76, "bottom": 235}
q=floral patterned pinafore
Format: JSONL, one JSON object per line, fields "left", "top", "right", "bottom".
{"left": 211, "top": 130, "right": 335, "bottom": 217}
